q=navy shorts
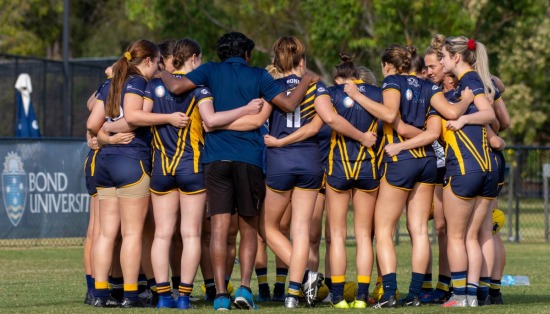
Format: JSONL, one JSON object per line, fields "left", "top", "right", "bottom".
{"left": 381, "top": 157, "right": 437, "bottom": 190}
{"left": 150, "top": 172, "right": 205, "bottom": 194}
{"left": 205, "top": 161, "right": 265, "bottom": 218}
{"left": 94, "top": 153, "right": 151, "bottom": 188}
{"left": 444, "top": 171, "right": 498, "bottom": 199}
{"left": 326, "top": 175, "right": 379, "bottom": 192}
{"left": 84, "top": 150, "right": 98, "bottom": 196}
{"left": 266, "top": 173, "right": 323, "bottom": 192}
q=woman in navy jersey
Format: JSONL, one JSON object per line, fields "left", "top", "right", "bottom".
{"left": 87, "top": 39, "right": 187, "bottom": 308}
{"left": 344, "top": 45, "right": 474, "bottom": 308}
{"left": 439, "top": 36, "right": 497, "bottom": 307}
{"left": 419, "top": 34, "right": 455, "bottom": 304}
{"left": 314, "top": 53, "right": 379, "bottom": 309}
{"left": 259, "top": 36, "right": 325, "bottom": 308}
{"left": 144, "top": 38, "right": 211, "bottom": 309}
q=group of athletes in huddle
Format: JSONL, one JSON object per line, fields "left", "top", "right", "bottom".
{"left": 81, "top": 31, "right": 509, "bottom": 310}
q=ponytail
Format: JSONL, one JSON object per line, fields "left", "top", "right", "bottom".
{"left": 106, "top": 39, "right": 159, "bottom": 118}
{"left": 444, "top": 36, "right": 494, "bottom": 100}
{"left": 381, "top": 44, "right": 411, "bottom": 74}
{"left": 272, "top": 36, "right": 306, "bottom": 73}
{"left": 473, "top": 41, "right": 495, "bottom": 100}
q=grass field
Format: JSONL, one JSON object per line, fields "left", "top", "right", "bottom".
{"left": 1, "top": 241, "right": 550, "bottom": 313}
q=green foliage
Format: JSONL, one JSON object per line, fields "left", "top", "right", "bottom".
{"left": 0, "top": 0, "right": 62, "bottom": 56}
{"left": 1, "top": 0, "right": 548, "bottom": 144}
{"left": 491, "top": 2, "right": 550, "bottom": 144}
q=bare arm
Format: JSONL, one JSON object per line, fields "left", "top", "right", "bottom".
{"left": 264, "top": 115, "right": 324, "bottom": 148}
{"left": 384, "top": 116, "right": 442, "bottom": 157}
{"left": 493, "top": 98, "right": 510, "bottom": 131}
{"left": 314, "top": 95, "right": 377, "bottom": 148}
{"left": 86, "top": 131, "right": 100, "bottom": 150}
{"left": 123, "top": 93, "right": 189, "bottom": 128}
{"left": 487, "top": 125, "right": 505, "bottom": 151}
{"left": 429, "top": 88, "right": 474, "bottom": 120}
{"left": 199, "top": 99, "right": 264, "bottom": 129}
{"left": 209, "top": 102, "right": 273, "bottom": 132}
{"left": 86, "top": 92, "right": 97, "bottom": 112}
{"left": 159, "top": 70, "right": 197, "bottom": 95}
{"left": 393, "top": 118, "right": 423, "bottom": 139}
{"left": 97, "top": 129, "right": 135, "bottom": 146}
{"left": 86, "top": 99, "right": 106, "bottom": 136}
{"left": 445, "top": 94, "right": 496, "bottom": 131}
{"left": 102, "top": 117, "right": 135, "bottom": 133}
{"left": 344, "top": 80, "right": 400, "bottom": 123}
{"left": 270, "top": 71, "right": 318, "bottom": 113}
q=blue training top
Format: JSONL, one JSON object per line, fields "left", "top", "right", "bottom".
{"left": 186, "top": 57, "right": 282, "bottom": 168}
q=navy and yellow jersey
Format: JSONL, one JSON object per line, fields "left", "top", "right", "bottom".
{"left": 325, "top": 81, "right": 381, "bottom": 180}
{"left": 316, "top": 123, "right": 332, "bottom": 171}
{"left": 144, "top": 73, "right": 212, "bottom": 176}
{"left": 84, "top": 149, "right": 98, "bottom": 196}
{"left": 96, "top": 75, "right": 152, "bottom": 160}
{"left": 260, "top": 122, "right": 269, "bottom": 174}
{"left": 95, "top": 78, "right": 111, "bottom": 96}
{"left": 443, "top": 89, "right": 455, "bottom": 101}
{"left": 84, "top": 149, "right": 98, "bottom": 177}
{"left": 375, "top": 120, "right": 385, "bottom": 169}
{"left": 314, "top": 82, "right": 333, "bottom": 170}
{"left": 441, "top": 70, "right": 496, "bottom": 175}
{"left": 265, "top": 76, "right": 324, "bottom": 177}
{"left": 268, "top": 74, "right": 320, "bottom": 147}
{"left": 492, "top": 79, "right": 502, "bottom": 102}
{"left": 381, "top": 75, "right": 442, "bottom": 162}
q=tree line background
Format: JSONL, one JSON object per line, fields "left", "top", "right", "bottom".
{"left": 0, "top": 0, "right": 548, "bottom": 144}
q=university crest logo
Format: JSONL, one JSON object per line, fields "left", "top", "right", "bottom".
{"left": 2, "top": 152, "right": 27, "bottom": 227}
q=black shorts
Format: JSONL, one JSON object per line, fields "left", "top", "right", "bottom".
{"left": 205, "top": 161, "right": 265, "bottom": 218}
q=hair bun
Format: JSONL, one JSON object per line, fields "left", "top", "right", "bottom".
{"left": 431, "top": 34, "right": 445, "bottom": 50}
{"left": 405, "top": 46, "right": 417, "bottom": 57}
{"left": 339, "top": 52, "right": 354, "bottom": 63}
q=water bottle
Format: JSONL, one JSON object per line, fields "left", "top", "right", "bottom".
{"left": 501, "top": 275, "right": 530, "bottom": 286}
{"left": 501, "top": 274, "right": 514, "bottom": 286}
{"left": 513, "top": 276, "right": 530, "bottom": 286}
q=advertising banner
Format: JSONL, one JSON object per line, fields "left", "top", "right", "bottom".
{"left": 0, "top": 139, "right": 89, "bottom": 239}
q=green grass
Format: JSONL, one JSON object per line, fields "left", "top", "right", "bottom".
{"left": 1, "top": 242, "right": 550, "bottom": 313}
